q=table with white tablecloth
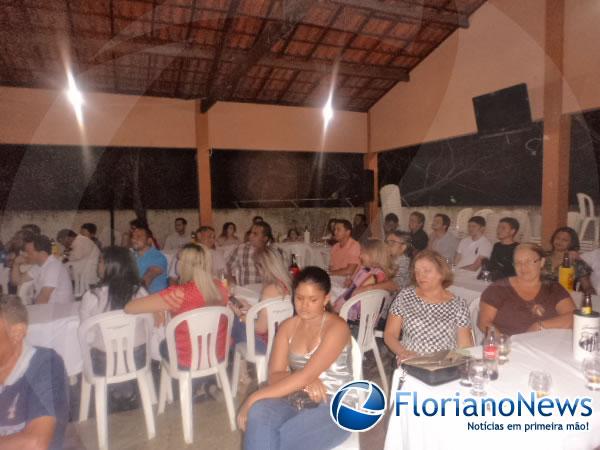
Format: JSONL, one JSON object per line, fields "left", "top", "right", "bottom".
{"left": 26, "top": 303, "right": 82, "bottom": 377}
{"left": 384, "top": 329, "right": 600, "bottom": 450}
{"left": 26, "top": 302, "right": 167, "bottom": 377}
{"left": 276, "top": 242, "right": 330, "bottom": 270}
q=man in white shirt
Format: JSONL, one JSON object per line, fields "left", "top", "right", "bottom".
{"left": 10, "top": 235, "right": 74, "bottom": 304}
{"left": 56, "top": 229, "right": 97, "bottom": 263}
{"left": 428, "top": 213, "right": 459, "bottom": 262}
{"left": 455, "top": 216, "right": 493, "bottom": 271}
{"left": 163, "top": 217, "right": 189, "bottom": 252}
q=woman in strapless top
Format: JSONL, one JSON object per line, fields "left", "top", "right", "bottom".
{"left": 237, "top": 267, "right": 353, "bottom": 450}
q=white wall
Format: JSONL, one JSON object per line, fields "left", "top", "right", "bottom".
{"left": 0, "top": 207, "right": 364, "bottom": 248}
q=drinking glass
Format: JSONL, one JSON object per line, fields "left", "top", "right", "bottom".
{"left": 469, "top": 359, "right": 489, "bottom": 396}
{"left": 529, "top": 371, "right": 552, "bottom": 398}
{"left": 498, "top": 334, "right": 511, "bottom": 364}
{"left": 582, "top": 354, "right": 600, "bottom": 391}
{"left": 459, "top": 358, "right": 473, "bottom": 387}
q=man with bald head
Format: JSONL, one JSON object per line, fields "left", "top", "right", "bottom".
{"left": 0, "top": 295, "right": 69, "bottom": 449}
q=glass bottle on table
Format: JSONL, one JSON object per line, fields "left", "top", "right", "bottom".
{"left": 582, "top": 293, "right": 593, "bottom": 315}
{"left": 289, "top": 254, "right": 300, "bottom": 279}
{"left": 483, "top": 326, "right": 499, "bottom": 380}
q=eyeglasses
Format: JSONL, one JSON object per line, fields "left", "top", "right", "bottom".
{"left": 514, "top": 259, "right": 540, "bottom": 267}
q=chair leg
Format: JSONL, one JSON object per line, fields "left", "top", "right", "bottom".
{"left": 218, "top": 365, "right": 237, "bottom": 431}
{"left": 158, "top": 365, "right": 170, "bottom": 415}
{"left": 255, "top": 358, "right": 266, "bottom": 385}
{"left": 179, "top": 374, "right": 194, "bottom": 444}
{"left": 371, "top": 340, "right": 389, "bottom": 395}
{"left": 231, "top": 350, "right": 241, "bottom": 398}
{"left": 79, "top": 378, "right": 92, "bottom": 422}
{"left": 146, "top": 370, "right": 157, "bottom": 405}
{"left": 94, "top": 380, "right": 108, "bottom": 450}
{"left": 137, "top": 372, "right": 156, "bottom": 440}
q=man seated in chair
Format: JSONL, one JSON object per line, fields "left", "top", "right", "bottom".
{"left": 10, "top": 235, "right": 74, "bottom": 304}
{"left": 0, "top": 295, "right": 69, "bottom": 450}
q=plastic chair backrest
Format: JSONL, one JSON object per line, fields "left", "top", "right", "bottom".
{"left": 473, "top": 209, "right": 494, "bottom": 221}
{"left": 164, "top": 306, "right": 233, "bottom": 372}
{"left": 18, "top": 280, "right": 35, "bottom": 305}
{"left": 79, "top": 310, "right": 152, "bottom": 380}
{"left": 455, "top": 208, "right": 474, "bottom": 235}
{"left": 339, "top": 289, "right": 387, "bottom": 352}
{"left": 577, "top": 193, "right": 595, "bottom": 218}
{"left": 244, "top": 296, "right": 294, "bottom": 363}
{"left": 484, "top": 213, "right": 500, "bottom": 243}
{"left": 350, "top": 337, "right": 362, "bottom": 381}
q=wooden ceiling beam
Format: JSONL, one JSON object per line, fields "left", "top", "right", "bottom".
{"left": 329, "top": 0, "right": 469, "bottom": 28}
{"left": 258, "top": 55, "right": 409, "bottom": 80}
{"left": 201, "top": 0, "right": 315, "bottom": 112}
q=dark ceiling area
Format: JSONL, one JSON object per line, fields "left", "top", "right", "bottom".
{"left": 0, "top": 0, "right": 485, "bottom": 112}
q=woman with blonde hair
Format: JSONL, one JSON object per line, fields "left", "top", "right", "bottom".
{"left": 333, "top": 239, "right": 393, "bottom": 319}
{"left": 125, "top": 243, "right": 229, "bottom": 369}
{"left": 384, "top": 250, "right": 473, "bottom": 363}
{"left": 231, "top": 247, "right": 292, "bottom": 353}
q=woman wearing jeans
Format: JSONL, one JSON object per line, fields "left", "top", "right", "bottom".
{"left": 237, "top": 267, "right": 352, "bottom": 450}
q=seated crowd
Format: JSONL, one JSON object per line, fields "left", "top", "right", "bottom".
{"left": 0, "top": 210, "right": 594, "bottom": 449}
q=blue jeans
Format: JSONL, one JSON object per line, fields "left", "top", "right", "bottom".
{"left": 244, "top": 398, "right": 350, "bottom": 450}
{"left": 231, "top": 316, "right": 267, "bottom": 354}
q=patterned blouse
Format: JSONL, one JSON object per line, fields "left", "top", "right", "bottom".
{"left": 389, "top": 287, "right": 471, "bottom": 354}
{"left": 541, "top": 253, "right": 592, "bottom": 284}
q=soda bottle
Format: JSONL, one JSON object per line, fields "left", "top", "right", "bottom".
{"left": 558, "top": 252, "right": 575, "bottom": 291}
{"left": 483, "top": 326, "right": 499, "bottom": 380}
{"left": 289, "top": 254, "right": 300, "bottom": 278}
{"left": 303, "top": 226, "right": 310, "bottom": 244}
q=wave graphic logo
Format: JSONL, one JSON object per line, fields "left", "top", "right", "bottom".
{"left": 330, "top": 380, "right": 387, "bottom": 432}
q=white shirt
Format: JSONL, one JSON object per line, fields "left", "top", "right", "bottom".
{"left": 79, "top": 285, "right": 150, "bottom": 349}
{"left": 163, "top": 233, "right": 190, "bottom": 252}
{"left": 456, "top": 235, "right": 493, "bottom": 268}
{"left": 429, "top": 231, "right": 459, "bottom": 262}
{"left": 28, "top": 255, "right": 74, "bottom": 304}
{"left": 581, "top": 249, "right": 600, "bottom": 294}
{"left": 68, "top": 234, "right": 97, "bottom": 262}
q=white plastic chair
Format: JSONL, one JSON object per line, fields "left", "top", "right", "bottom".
{"left": 331, "top": 336, "right": 362, "bottom": 450}
{"left": 157, "top": 306, "right": 236, "bottom": 444}
{"left": 577, "top": 193, "right": 599, "bottom": 246}
{"left": 339, "top": 289, "right": 389, "bottom": 395}
{"left": 17, "top": 279, "right": 36, "bottom": 305}
{"left": 70, "top": 247, "right": 100, "bottom": 297}
{"left": 454, "top": 208, "right": 473, "bottom": 238}
{"left": 231, "top": 296, "right": 294, "bottom": 397}
{"left": 473, "top": 208, "right": 494, "bottom": 223}
{"left": 483, "top": 213, "right": 500, "bottom": 243}
{"left": 78, "top": 311, "right": 156, "bottom": 450}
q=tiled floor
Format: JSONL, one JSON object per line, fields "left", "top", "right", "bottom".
{"left": 69, "top": 349, "right": 393, "bottom": 450}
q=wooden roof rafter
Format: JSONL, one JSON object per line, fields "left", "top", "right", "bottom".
{"left": 330, "top": 0, "right": 469, "bottom": 28}
{"left": 201, "top": 0, "right": 316, "bottom": 112}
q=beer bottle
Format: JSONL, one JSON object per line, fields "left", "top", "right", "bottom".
{"left": 582, "top": 293, "right": 593, "bottom": 315}
{"left": 558, "top": 252, "right": 575, "bottom": 291}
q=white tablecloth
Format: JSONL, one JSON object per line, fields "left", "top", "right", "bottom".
{"left": 26, "top": 303, "right": 82, "bottom": 377}
{"left": 26, "top": 303, "right": 168, "bottom": 377}
{"left": 384, "top": 329, "right": 600, "bottom": 450}
{"left": 276, "top": 242, "right": 330, "bottom": 270}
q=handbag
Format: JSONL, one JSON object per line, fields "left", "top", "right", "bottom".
{"left": 401, "top": 350, "right": 470, "bottom": 386}
{"left": 287, "top": 390, "right": 320, "bottom": 411}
